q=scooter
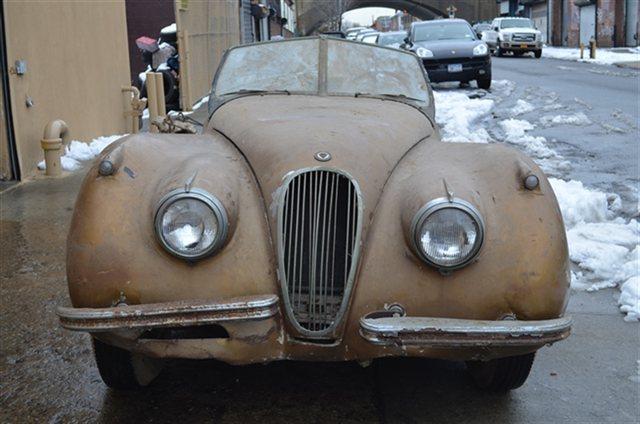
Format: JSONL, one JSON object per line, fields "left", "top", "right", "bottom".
{"left": 136, "top": 24, "right": 180, "bottom": 111}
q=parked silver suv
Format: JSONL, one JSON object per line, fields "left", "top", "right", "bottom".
{"left": 481, "top": 17, "right": 543, "bottom": 58}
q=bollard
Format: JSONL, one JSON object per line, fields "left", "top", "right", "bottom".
{"left": 589, "top": 37, "right": 596, "bottom": 59}
{"left": 40, "top": 119, "right": 68, "bottom": 176}
{"left": 579, "top": 43, "right": 584, "bottom": 59}
{"left": 146, "top": 72, "right": 159, "bottom": 133}
{"left": 154, "top": 72, "right": 166, "bottom": 117}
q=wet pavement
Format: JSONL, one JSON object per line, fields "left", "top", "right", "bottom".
{"left": 1, "top": 57, "right": 639, "bottom": 423}
{"left": 1, "top": 153, "right": 638, "bottom": 424}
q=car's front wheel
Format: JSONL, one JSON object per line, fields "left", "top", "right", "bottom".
{"left": 477, "top": 73, "right": 492, "bottom": 90}
{"left": 466, "top": 352, "right": 535, "bottom": 392}
{"left": 93, "top": 338, "right": 163, "bottom": 389}
{"left": 534, "top": 50, "right": 542, "bottom": 58}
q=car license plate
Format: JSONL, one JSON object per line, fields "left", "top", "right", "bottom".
{"left": 448, "top": 64, "right": 462, "bottom": 73}
{"left": 520, "top": 43, "right": 527, "bottom": 48}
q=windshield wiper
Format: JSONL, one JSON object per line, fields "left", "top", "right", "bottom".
{"left": 221, "top": 89, "right": 290, "bottom": 96}
{"left": 355, "top": 92, "right": 424, "bottom": 102}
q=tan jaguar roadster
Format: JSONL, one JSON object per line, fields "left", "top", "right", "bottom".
{"left": 58, "top": 37, "right": 571, "bottom": 391}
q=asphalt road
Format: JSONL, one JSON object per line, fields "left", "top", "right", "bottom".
{"left": 1, "top": 57, "right": 639, "bottom": 423}
{"left": 489, "top": 55, "right": 639, "bottom": 218}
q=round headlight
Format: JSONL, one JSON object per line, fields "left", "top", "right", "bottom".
{"left": 416, "top": 47, "right": 434, "bottom": 58}
{"left": 411, "top": 198, "right": 484, "bottom": 270}
{"left": 154, "top": 189, "right": 228, "bottom": 260}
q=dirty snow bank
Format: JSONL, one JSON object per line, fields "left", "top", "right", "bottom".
{"left": 432, "top": 82, "right": 638, "bottom": 321}
{"left": 433, "top": 91, "right": 493, "bottom": 143}
{"left": 543, "top": 46, "right": 640, "bottom": 66}
{"left": 549, "top": 178, "right": 639, "bottom": 321}
{"left": 37, "top": 135, "right": 125, "bottom": 172}
{"left": 540, "top": 112, "right": 591, "bottom": 127}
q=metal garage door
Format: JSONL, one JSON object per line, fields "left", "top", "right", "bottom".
{"left": 626, "top": 0, "right": 639, "bottom": 46}
{"left": 579, "top": 4, "right": 596, "bottom": 45}
{"left": 532, "top": 3, "right": 548, "bottom": 43}
{"left": 241, "top": 0, "right": 254, "bottom": 44}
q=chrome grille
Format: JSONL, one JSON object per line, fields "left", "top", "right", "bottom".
{"left": 512, "top": 33, "right": 535, "bottom": 42}
{"left": 279, "top": 169, "right": 360, "bottom": 334}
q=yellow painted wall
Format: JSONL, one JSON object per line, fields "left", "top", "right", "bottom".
{"left": 175, "top": 0, "right": 240, "bottom": 108}
{"left": 4, "top": 0, "right": 131, "bottom": 176}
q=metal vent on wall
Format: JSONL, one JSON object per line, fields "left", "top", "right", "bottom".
{"left": 278, "top": 169, "right": 361, "bottom": 336}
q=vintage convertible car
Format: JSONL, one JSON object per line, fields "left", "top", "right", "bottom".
{"left": 57, "top": 37, "right": 571, "bottom": 391}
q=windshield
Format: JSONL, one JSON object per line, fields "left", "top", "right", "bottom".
{"left": 213, "top": 38, "right": 429, "bottom": 104}
{"left": 413, "top": 22, "right": 476, "bottom": 42}
{"left": 378, "top": 33, "right": 406, "bottom": 46}
{"left": 500, "top": 19, "right": 534, "bottom": 29}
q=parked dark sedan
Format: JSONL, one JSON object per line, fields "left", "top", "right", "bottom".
{"left": 404, "top": 19, "right": 491, "bottom": 89}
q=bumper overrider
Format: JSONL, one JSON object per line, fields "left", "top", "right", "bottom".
{"left": 58, "top": 295, "right": 571, "bottom": 361}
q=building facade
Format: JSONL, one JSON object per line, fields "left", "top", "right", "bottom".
{"left": 514, "top": 0, "right": 639, "bottom": 47}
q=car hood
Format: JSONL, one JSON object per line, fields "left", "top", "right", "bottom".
{"left": 208, "top": 94, "right": 434, "bottom": 226}
{"left": 501, "top": 27, "right": 540, "bottom": 35}
{"left": 412, "top": 39, "right": 484, "bottom": 58}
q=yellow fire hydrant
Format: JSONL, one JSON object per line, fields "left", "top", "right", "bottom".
{"left": 40, "top": 119, "right": 68, "bottom": 177}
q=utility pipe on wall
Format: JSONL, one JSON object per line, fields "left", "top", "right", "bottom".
{"left": 40, "top": 119, "right": 68, "bottom": 176}
{"left": 121, "top": 86, "right": 147, "bottom": 134}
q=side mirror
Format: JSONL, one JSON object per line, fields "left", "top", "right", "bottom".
{"left": 493, "top": 27, "right": 499, "bottom": 31}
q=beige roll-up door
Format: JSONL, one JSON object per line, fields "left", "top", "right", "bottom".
{"left": 174, "top": 0, "right": 241, "bottom": 110}
{"left": 3, "top": 0, "right": 130, "bottom": 176}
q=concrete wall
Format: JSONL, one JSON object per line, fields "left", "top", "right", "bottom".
{"left": 4, "top": 0, "right": 131, "bottom": 177}
{"left": 175, "top": 0, "right": 241, "bottom": 109}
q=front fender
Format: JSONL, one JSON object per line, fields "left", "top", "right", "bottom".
{"left": 343, "top": 140, "right": 570, "bottom": 354}
{"left": 66, "top": 132, "right": 278, "bottom": 308}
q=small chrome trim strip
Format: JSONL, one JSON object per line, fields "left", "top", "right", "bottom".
{"left": 57, "top": 294, "right": 279, "bottom": 332}
{"left": 359, "top": 315, "right": 572, "bottom": 347}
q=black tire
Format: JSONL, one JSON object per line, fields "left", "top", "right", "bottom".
{"left": 93, "top": 338, "right": 162, "bottom": 389}
{"left": 534, "top": 50, "right": 542, "bottom": 58}
{"left": 466, "top": 352, "right": 535, "bottom": 392}
{"left": 477, "top": 73, "right": 492, "bottom": 90}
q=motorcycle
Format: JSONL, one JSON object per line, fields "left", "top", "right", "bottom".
{"left": 136, "top": 24, "right": 180, "bottom": 112}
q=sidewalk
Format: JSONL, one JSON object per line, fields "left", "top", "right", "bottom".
{"left": 543, "top": 45, "right": 640, "bottom": 67}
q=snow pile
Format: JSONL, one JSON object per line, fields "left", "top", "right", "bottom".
{"left": 512, "top": 99, "right": 535, "bottom": 116}
{"left": 549, "top": 178, "right": 639, "bottom": 321}
{"left": 543, "top": 46, "right": 640, "bottom": 66}
{"left": 433, "top": 91, "right": 494, "bottom": 143}
{"left": 38, "top": 135, "right": 125, "bottom": 172}
{"left": 499, "top": 119, "right": 555, "bottom": 158}
{"left": 619, "top": 277, "right": 640, "bottom": 322}
{"left": 491, "top": 79, "right": 516, "bottom": 97}
{"left": 540, "top": 112, "right": 591, "bottom": 127}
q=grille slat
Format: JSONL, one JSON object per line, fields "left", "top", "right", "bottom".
{"left": 279, "top": 170, "right": 360, "bottom": 335}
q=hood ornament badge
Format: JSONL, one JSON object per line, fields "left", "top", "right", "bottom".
{"left": 314, "top": 151, "right": 331, "bottom": 162}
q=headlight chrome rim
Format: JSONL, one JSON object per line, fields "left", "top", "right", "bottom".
{"left": 410, "top": 197, "right": 485, "bottom": 271}
{"left": 154, "top": 188, "right": 228, "bottom": 261}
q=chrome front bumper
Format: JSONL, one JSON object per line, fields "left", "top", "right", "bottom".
{"left": 360, "top": 315, "right": 572, "bottom": 348}
{"left": 57, "top": 294, "right": 279, "bottom": 332}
